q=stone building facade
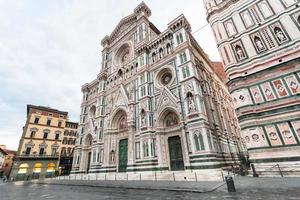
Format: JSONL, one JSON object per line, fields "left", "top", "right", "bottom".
{"left": 0, "top": 147, "right": 7, "bottom": 177}
{"left": 71, "top": 2, "right": 244, "bottom": 181}
{"left": 0, "top": 145, "right": 16, "bottom": 178}
{"left": 60, "top": 121, "right": 78, "bottom": 175}
{"left": 11, "top": 105, "right": 78, "bottom": 180}
{"left": 203, "top": 0, "right": 300, "bottom": 175}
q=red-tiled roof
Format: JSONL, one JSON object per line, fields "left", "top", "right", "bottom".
{"left": 212, "top": 61, "right": 228, "bottom": 83}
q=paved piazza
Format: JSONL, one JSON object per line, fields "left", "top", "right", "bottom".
{"left": 1, "top": 177, "right": 300, "bottom": 200}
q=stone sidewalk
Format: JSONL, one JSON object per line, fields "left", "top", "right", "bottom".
{"left": 35, "top": 176, "right": 300, "bottom": 193}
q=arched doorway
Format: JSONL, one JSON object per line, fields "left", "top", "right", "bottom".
{"left": 32, "top": 163, "right": 43, "bottom": 179}
{"left": 46, "top": 163, "right": 56, "bottom": 178}
{"left": 160, "top": 110, "right": 184, "bottom": 171}
{"left": 84, "top": 134, "right": 93, "bottom": 173}
{"left": 17, "top": 163, "right": 29, "bottom": 180}
{"left": 111, "top": 109, "right": 128, "bottom": 172}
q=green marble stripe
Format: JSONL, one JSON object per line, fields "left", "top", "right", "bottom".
{"left": 250, "top": 156, "right": 300, "bottom": 163}
{"left": 190, "top": 159, "right": 219, "bottom": 163}
{"left": 136, "top": 159, "right": 158, "bottom": 164}
{"left": 185, "top": 164, "right": 225, "bottom": 170}
{"left": 99, "top": 166, "right": 116, "bottom": 169}
{"left": 241, "top": 117, "right": 300, "bottom": 130}
{"left": 248, "top": 144, "right": 299, "bottom": 151}
{"left": 274, "top": 124, "right": 286, "bottom": 146}
{"left": 127, "top": 163, "right": 159, "bottom": 168}
{"left": 126, "top": 167, "right": 169, "bottom": 172}
{"left": 189, "top": 154, "right": 218, "bottom": 159}
{"left": 91, "top": 169, "right": 117, "bottom": 173}
{"left": 238, "top": 105, "right": 300, "bottom": 122}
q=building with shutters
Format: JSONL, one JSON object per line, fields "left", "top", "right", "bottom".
{"left": 10, "top": 105, "right": 78, "bottom": 180}
{"left": 203, "top": 0, "right": 300, "bottom": 176}
{"left": 71, "top": 2, "right": 245, "bottom": 181}
{"left": 0, "top": 145, "right": 16, "bottom": 178}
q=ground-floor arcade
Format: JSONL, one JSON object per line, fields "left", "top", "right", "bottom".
{"left": 10, "top": 157, "right": 59, "bottom": 180}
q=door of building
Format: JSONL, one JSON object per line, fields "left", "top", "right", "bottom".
{"left": 168, "top": 136, "right": 184, "bottom": 171}
{"left": 86, "top": 152, "right": 91, "bottom": 173}
{"left": 118, "top": 139, "right": 128, "bottom": 172}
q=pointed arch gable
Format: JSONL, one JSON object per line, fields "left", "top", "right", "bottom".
{"left": 113, "top": 85, "right": 130, "bottom": 108}
{"left": 155, "top": 88, "right": 179, "bottom": 114}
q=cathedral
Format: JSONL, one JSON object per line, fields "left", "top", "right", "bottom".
{"left": 204, "top": 0, "right": 300, "bottom": 176}
{"left": 71, "top": 2, "right": 244, "bottom": 181}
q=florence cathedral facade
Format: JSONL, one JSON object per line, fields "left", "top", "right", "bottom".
{"left": 71, "top": 2, "right": 244, "bottom": 180}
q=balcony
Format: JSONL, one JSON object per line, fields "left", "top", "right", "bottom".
{"left": 17, "top": 153, "right": 59, "bottom": 160}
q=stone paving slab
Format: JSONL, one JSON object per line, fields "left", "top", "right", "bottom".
{"left": 36, "top": 176, "right": 300, "bottom": 193}
{"left": 1, "top": 177, "right": 300, "bottom": 200}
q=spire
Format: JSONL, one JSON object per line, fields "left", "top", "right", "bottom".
{"left": 134, "top": 2, "right": 151, "bottom": 19}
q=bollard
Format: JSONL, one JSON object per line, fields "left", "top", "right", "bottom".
{"left": 251, "top": 164, "right": 259, "bottom": 177}
{"left": 225, "top": 176, "right": 236, "bottom": 192}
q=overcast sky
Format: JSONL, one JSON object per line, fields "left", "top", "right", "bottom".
{"left": 0, "top": 0, "right": 220, "bottom": 150}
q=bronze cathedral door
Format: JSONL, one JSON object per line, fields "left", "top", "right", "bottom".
{"left": 118, "top": 139, "right": 128, "bottom": 172}
{"left": 168, "top": 136, "right": 184, "bottom": 171}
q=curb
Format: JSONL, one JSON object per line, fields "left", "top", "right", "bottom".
{"left": 33, "top": 181, "right": 226, "bottom": 193}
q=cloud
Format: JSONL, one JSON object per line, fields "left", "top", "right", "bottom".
{"left": 0, "top": 0, "right": 220, "bottom": 150}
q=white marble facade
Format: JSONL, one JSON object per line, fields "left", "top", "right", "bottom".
{"left": 71, "top": 3, "right": 244, "bottom": 179}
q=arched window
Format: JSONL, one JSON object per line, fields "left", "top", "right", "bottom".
{"left": 159, "top": 48, "right": 164, "bottom": 58}
{"left": 33, "top": 163, "right": 43, "bottom": 173}
{"left": 47, "top": 163, "right": 56, "bottom": 172}
{"left": 176, "top": 33, "right": 184, "bottom": 44}
{"left": 61, "top": 147, "right": 66, "bottom": 156}
{"left": 194, "top": 132, "right": 205, "bottom": 151}
{"left": 70, "top": 130, "right": 74, "bottom": 136}
{"left": 152, "top": 52, "right": 156, "bottom": 63}
{"left": 18, "top": 163, "right": 29, "bottom": 174}
{"left": 166, "top": 43, "right": 171, "bottom": 54}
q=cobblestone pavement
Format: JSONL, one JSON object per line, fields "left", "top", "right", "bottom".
{"left": 1, "top": 177, "right": 300, "bottom": 200}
